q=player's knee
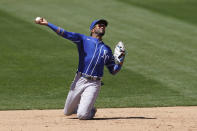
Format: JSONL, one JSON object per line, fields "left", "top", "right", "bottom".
{"left": 64, "top": 109, "right": 72, "bottom": 116}
{"left": 64, "top": 111, "right": 70, "bottom": 116}
{"left": 64, "top": 112, "right": 70, "bottom": 116}
{"left": 77, "top": 111, "right": 89, "bottom": 120}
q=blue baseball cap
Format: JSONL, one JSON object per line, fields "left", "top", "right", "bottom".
{"left": 90, "top": 19, "right": 108, "bottom": 31}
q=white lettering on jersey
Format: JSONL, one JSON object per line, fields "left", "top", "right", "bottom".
{"left": 102, "top": 50, "right": 109, "bottom": 64}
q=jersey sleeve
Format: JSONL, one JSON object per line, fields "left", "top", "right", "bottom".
{"left": 47, "top": 22, "right": 83, "bottom": 45}
{"left": 105, "top": 47, "right": 122, "bottom": 75}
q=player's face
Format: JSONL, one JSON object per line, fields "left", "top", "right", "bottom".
{"left": 93, "top": 23, "right": 106, "bottom": 36}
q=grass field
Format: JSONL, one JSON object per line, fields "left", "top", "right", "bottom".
{"left": 0, "top": 0, "right": 197, "bottom": 110}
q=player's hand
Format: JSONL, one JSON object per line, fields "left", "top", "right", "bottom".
{"left": 118, "top": 53, "right": 125, "bottom": 65}
{"left": 40, "top": 18, "right": 48, "bottom": 25}
{"left": 35, "top": 17, "right": 48, "bottom": 25}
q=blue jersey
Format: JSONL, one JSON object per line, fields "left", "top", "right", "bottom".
{"left": 48, "top": 23, "right": 122, "bottom": 77}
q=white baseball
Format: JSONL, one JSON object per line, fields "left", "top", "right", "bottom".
{"left": 35, "top": 17, "right": 41, "bottom": 24}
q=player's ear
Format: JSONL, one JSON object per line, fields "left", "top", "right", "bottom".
{"left": 91, "top": 28, "right": 95, "bottom": 34}
{"left": 90, "top": 29, "right": 93, "bottom": 36}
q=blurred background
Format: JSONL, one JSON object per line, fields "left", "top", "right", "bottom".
{"left": 0, "top": 0, "right": 197, "bottom": 110}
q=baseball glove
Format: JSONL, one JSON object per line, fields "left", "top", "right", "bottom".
{"left": 114, "top": 41, "right": 126, "bottom": 65}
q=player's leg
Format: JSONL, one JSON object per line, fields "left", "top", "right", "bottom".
{"left": 64, "top": 90, "right": 81, "bottom": 115}
{"left": 64, "top": 74, "right": 86, "bottom": 115}
{"left": 77, "top": 80, "right": 101, "bottom": 120}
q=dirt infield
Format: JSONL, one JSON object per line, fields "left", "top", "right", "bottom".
{"left": 0, "top": 106, "right": 197, "bottom": 131}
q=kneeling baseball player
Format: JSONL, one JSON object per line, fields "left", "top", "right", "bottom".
{"left": 35, "top": 17, "right": 126, "bottom": 120}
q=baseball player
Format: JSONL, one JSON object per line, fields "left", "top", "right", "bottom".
{"left": 35, "top": 18, "right": 125, "bottom": 120}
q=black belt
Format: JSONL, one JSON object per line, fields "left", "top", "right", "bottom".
{"left": 78, "top": 72, "right": 102, "bottom": 81}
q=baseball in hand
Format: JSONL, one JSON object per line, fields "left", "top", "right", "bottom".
{"left": 35, "top": 17, "right": 42, "bottom": 24}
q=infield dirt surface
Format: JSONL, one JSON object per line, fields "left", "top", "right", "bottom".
{"left": 0, "top": 106, "right": 197, "bottom": 131}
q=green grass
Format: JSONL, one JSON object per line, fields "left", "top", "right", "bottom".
{"left": 0, "top": 9, "right": 77, "bottom": 110}
{"left": 118, "top": 0, "right": 197, "bottom": 26}
{"left": 0, "top": 0, "right": 197, "bottom": 110}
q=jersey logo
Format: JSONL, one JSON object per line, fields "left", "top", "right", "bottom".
{"left": 101, "top": 50, "right": 107, "bottom": 58}
{"left": 102, "top": 50, "right": 109, "bottom": 64}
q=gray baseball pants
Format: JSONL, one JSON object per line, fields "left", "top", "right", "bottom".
{"left": 64, "top": 73, "right": 101, "bottom": 120}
